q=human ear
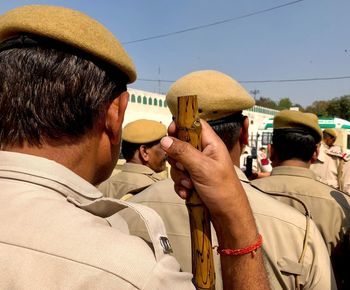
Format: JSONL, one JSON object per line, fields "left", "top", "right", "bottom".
{"left": 311, "top": 144, "right": 320, "bottom": 163}
{"left": 240, "top": 117, "right": 249, "bottom": 146}
{"left": 139, "top": 145, "right": 150, "bottom": 162}
{"left": 105, "top": 91, "right": 129, "bottom": 145}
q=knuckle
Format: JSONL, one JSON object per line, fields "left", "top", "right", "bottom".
{"left": 171, "top": 140, "right": 189, "bottom": 157}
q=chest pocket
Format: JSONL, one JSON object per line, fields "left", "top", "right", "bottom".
{"left": 278, "top": 257, "right": 309, "bottom": 285}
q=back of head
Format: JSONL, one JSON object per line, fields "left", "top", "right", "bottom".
{"left": 322, "top": 128, "right": 337, "bottom": 147}
{"left": 272, "top": 110, "right": 322, "bottom": 163}
{"left": 0, "top": 5, "right": 136, "bottom": 148}
{"left": 166, "top": 70, "right": 255, "bottom": 150}
{"left": 121, "top": 119, "right": 166, "bottom": 161}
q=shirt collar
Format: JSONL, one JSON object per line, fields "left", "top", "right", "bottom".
{"left": 271, "top": 166, "right": 317, "bottom": 180}
{"left": 121, "top": 162, "right": 159, "bottom": 175}
{"left": 234, "top": 165, "right": 250, "bottom": 182}
{"left": 0, "top": 151, "right": 102, "bottom": 202}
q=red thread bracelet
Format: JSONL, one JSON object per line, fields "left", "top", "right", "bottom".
{"left": 214, "top": 234, "right": 263, "bottom": 257}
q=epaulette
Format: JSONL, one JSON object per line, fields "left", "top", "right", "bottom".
{"left": 341, "top": 152, "right": 350, "bottom": 162}
{"left": 326, "top": 149, "right": 350, "bottom": 161}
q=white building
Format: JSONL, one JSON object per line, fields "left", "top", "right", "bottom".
{"left": 125, "top": 88, "right": 279, "bottom": 142}
{"left": 123, "top": 88, "right": 279, "bottom": 173}
{"left": 124, "top": 88, "right": 171, "bottom": 127}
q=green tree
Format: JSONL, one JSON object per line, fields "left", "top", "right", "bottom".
{"left": 277, "top": 98, "right": 292, "bottom": 110}
{"left": 255, "top": 97, "right": 277, "bottom": 109}
{"left": 326, "top": 95, "right": 350, "bottom": 120}
{"left": 305, "top": 100, "right": 329, "bottom": 117}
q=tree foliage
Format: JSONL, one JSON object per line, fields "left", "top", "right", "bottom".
{"left": 255, "top": 94, "right": 350, "bottom": 121}
{"left": 255, "top": 97, "right": 278, "bottom": 109}
{"left": 304, "top": 95, "right": 350, "bottom": 120}
{"left": 326, "top": 95, "right": 350, "bottom": 120}
{"left": 305, "top": 100, "right": 329, "bottom": 117}
{"left": 277, "top": 98, "right": 293, "bottom": 110}
{"left": 255, "top": 96, "right": 304, "bottom": 111}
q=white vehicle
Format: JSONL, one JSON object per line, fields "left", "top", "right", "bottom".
{"left": 255, "top": 116, "right": 350, "bottom": 152}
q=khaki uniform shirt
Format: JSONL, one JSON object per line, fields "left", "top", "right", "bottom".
{"left": 251, "top": 166, "right": 350, "bottom": 289}
{"left": 121, "top": 167, "right": 336, "bottom": 290}
{"left": 342, "top": 159, "right": 350, "bottom": 194}
{"left": 310, "top": 142, "right": 341, "bottom": 189}
{"left": 0, "top": 151, "right": 194, "bottom": 290}
{"left": 98, "top": 162, "right": 164, "bottom": 199}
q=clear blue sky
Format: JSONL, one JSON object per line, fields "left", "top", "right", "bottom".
{"left": 1, "top": 0, "right": 350, "bottom": 107}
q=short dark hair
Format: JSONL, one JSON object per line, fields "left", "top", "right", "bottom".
{"left": 209, "top": 114, "right": 245, "bottom": 151}
{"left": 0, "top": 36, "right": 127, "bottom": 147}
{"left": 272, "top": 130, "right": 317, "bottom": 162}
{"left": 323, "top": 132, "right": 335, "bottom": 139}
{"left": 121, "top": 139, "right": 160, "bottom": 161}
{"left": 121, "top": 140, "right": 140, "bottom": 161}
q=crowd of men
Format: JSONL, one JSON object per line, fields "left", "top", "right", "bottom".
{"left": 0, "top": 4, "right": 349, "bottom": 290}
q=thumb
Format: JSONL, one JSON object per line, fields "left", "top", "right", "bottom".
{"left": 160, "top": 136, "right": 203, "bottom": 171}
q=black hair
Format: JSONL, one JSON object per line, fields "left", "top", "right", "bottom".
{"left": 323, "top": 132, "right": 335, "bottom": 139}
{"left": 0, "top": 35, "right": 128, "bottom": 147}
{"left": 121, "top": 139, "right": 160, "bottom": 161}
{"left": 272, "top": 129, "right": 318, "bottom": 162}
{"left": 209, "top": 113, "right": 245, "bottom": 151}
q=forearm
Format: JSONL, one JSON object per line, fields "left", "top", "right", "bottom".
{"left": 212, "top": 185, "right": 270, "bottom": 290}
{"left": 220, "top": 251, "right": 268, "bottom": 290}
{"left": 161, "top": 122, "right": 270, "bottom": 290}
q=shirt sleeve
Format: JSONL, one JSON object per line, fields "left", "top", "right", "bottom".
{"left": 142, "top": 254, "right": 195, "bottom": 290}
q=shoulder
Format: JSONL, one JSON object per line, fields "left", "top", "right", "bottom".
{"left": 118, "top": 168, "right": 158, "bottom": 185}
{"left": 100, "top": 170, "right": 156, "bottom": 198}
{"left": 243, "top": 182, "right": 309, "bottom": 229}
{"left": 341, "top": 152, "right": 350, "bottom": 162}
{"left": 241, "top": 183, "right": 335, "bottom": 288}
{"left": 129, "top": 179, "right": 182, "bottom": 204}
{"left": 1, "top": 191, "right": 192, "bottom": 288}
{"left": 251, "top": 168, "right": 341, "bottom": 199}
{"left": 326, "top": 146, "right": 350, "bottom": 161}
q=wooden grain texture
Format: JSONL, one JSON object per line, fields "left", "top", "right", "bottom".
{"left": 177, "top": 95, "right": 215, "bottom": 290}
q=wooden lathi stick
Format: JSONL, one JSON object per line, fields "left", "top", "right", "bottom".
{"left": 176, "top": 95, "right": 215, "bottom": 290}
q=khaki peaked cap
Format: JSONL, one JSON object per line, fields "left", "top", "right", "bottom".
{"left": 0, "top": 5, "right": 136, "bottom": 83}
{"left": 273, "top": 110, "right": 322, "bottom": 142}
{"left": 166, "top": 70, "right": 255, "bottom": 121}
{"left": 122, "top": 119, "right": 167, "bottom": 144}
{"left": 323, "top": 128, "right": 337, "bottom": 139}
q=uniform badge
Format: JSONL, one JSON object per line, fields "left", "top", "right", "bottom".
{"left": 159, "top": 236, "right": 173, "bottom": 254}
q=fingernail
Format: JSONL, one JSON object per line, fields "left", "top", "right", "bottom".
{"left": 161, "top": 136, "right": 173, "bottom": 149}
{"left": 178, "top": 189, "right": 187, "bottom": 199}
{"left": 176, "top": 162, "right": 185, "bottom": 171}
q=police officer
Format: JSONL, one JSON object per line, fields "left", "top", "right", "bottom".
{"left": 251, "top": 110, "right": 350, "bottom": 289}
{"left": 121, "top": 70, "right": 336, "bottom": 289}
{"left": 0, "top": 6, "right": 269, "bottom": 289}
{"left": 310, "top": 128, "right": 344, "bottom": 189}
{"left": 99, "top": 119, "right": 167, "bottom": 199}
{"left": 342, "top": 156, "right": 350, "bottom": 194}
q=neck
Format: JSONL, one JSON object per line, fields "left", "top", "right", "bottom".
{"left": 129, "top": 154, "right": 145, "bottom": 166}
{"left": 229, "top": 142, "right": 242, "bottom": 167}
{"left": 322, "top": 141, "right": 332, "bottom": 148}
{"left": 276, "top": 159, "right": 311, "bottom": 168}
{"left": 4, "top": 135, "right": 101, "bottom": 184}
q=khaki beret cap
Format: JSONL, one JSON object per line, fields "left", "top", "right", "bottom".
{"left": 122, "top": 119, "right": 167, "bottom": 143}
{"left": 273, "top": 110, "right": 322, "bottom": 142}
{"left": 323, "top": 128, "right": 337, "bottom": 139}
{"left": 0, "top": 5, "right": 136, "bottom": 83}
{"left": 166, "top": 70, "right": 255, "bottom": 121}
